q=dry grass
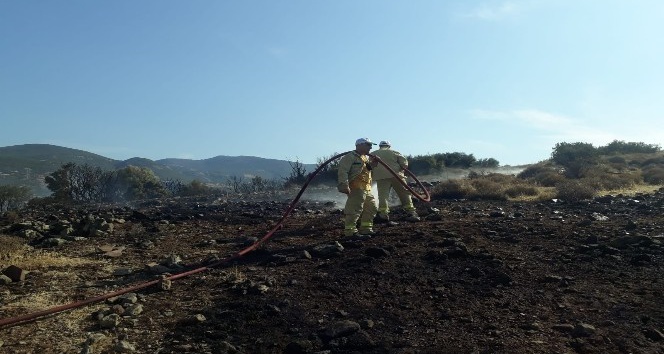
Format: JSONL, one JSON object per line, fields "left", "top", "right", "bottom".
{"left": 597, "top": 184, "right": 663, "bottom": 197}
{"left": 0, "top": 235, "right": 94, "bottom": 270}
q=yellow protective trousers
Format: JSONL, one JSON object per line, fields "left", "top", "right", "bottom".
{"left": 343, "top": 188, "right": 377, "bottom": 236}
{"left": 376, "top": 177, "right": 415, "bottom": 215}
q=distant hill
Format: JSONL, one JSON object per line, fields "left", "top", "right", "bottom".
{"left": 0, "top": 144, "right": 316, "bottom": 196}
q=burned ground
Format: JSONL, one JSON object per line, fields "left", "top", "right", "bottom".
{"left": 1, "top": 190, "right": 663, "bottom": 354}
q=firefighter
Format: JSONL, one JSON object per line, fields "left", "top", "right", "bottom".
{"left": 337, "top": 138, "right": 379, "bottom": 238}
{"left": 371, "top": 140, "right": 420, "bottom": 222}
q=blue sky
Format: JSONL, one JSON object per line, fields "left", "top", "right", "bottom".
{"left": 1, "top": 0, "right": 662, "bottom": 166}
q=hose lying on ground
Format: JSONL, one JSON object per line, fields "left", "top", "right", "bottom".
{"left": 0, "top": 150, "right": 430, "bottom": 328}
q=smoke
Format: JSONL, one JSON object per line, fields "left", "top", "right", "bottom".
{"left": 300, "top": 166, "right": 527, "bottom": 209}
{"left": 418, "top": 166, "right": 527, "bottom": 182}
{"left": 301, "top": 186, "right": 347, "bottom": 209}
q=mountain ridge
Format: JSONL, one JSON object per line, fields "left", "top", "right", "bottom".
{"left": 0, "top": 144, "right": 316, "bottom": 196}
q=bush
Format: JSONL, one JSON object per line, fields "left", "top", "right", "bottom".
{"left": 483, "top": 173, "right": 515, "bottom": 184}
{"left": 179, "top": 180, "right": 214, "bottom": 196}
{"left": 642, "top": 167, "right": 664, "bottom": 184}
{"left": 505, "top": 185, "right": 539, "bottom": 198}
{"left": 584, "top": 173, "right": 640, "bottom": 191}
{"left": 474, "top": 158, "right": 500, "bottom": 168}
{"left": 641, "top": 155, "right": 664, "bottom": 167}
{"left": 430, "top": 180, "right": 470, "bottom": 200}
{"left": 535, "top": 171, "right": 566, "bottom": 187}
{"left": 517, "top": 164, "right": 549, "bottom": 179}
{"left": 468, "top": 179, "right": 507, "bottom": 200}
{"left": 599, "top": 140, "right": 661, "bottom": 155}
{"left": 606, "top": 156, "right": 626, "bottom": 164}
{"left": 551, "top": 142, "right": 599, "bottom": 169}
{"left": 555, "top": 181, "right": 596, "bottom": 201}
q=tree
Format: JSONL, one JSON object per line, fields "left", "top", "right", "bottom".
{"left": 45, "top": 163, "right": 108, "bottom": 202}
{"left": 313, "top": 152, "right": 341, "bottom": 186}
{"left": 284, "top": 159, "right": 307, "bottom": 187}
{"left": 551, "top": 142, "right": 599, "bottom": 178}
{"left": 474, "top": 158, "right": 500, "bottom": 168}
{"left": 408, "top": 155, "right": 438, "bottom": 175}
{"left": 179, "top": 179, "right": 213, "bottom": 196}
{"left": 227, "top": 176, "right": 243, "bottom": 193}
{"left": 599, "top": 140, "right": 661, "bottom": 155}
{"left": 0, "top": 185, "right": 32, "bottom": 212}
{"left": 112, "top": 166, "right": 166, "bottom": 200}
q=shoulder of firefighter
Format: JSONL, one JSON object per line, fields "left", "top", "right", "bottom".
{"left": 337, "top": 152, "right": 371, "bottom": 191}
{"left": 372, "top": 149, "right": 407, "bottom": 180}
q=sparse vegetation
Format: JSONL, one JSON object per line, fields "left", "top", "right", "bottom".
{"left": 0, "top": 184, "right": 32, "bottom": 211}
{"left": 429, "top": 140, "right": 663, "bottom": 201}
{"left": 2, "top": 141, "right": 663, "bottom": 208}
{"left": 283, "top": 159, "right": 308, "bottom": 188}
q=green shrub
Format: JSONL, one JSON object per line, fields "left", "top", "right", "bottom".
{"left": 556, "top": 181, "right": 596, "bottom": 201}
{"left": 599, "top": 140, "right": 661, "bottom": 155}
{"left": 551, "top": 142, "right": 599, "bottom": 169}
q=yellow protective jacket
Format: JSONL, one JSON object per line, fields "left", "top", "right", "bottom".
{"left": 371, "top": 147, "right": 408, "bottom": 180}
{"left": 337, "top": 152, "right": 372, "bottom": 191}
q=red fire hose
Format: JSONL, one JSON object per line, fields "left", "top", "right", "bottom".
{"left": 0, "top": 150, "right": 430, "bottom": 328}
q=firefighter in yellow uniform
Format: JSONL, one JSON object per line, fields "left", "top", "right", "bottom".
{"left": 337, "top": 138, "right": 379, "bottom": 237}
{"left": 372, "top": 140, "right": 420, "bottom": 222}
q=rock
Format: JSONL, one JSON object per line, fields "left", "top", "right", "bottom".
{"left": 365, "top": 247, "right": 390, "bottom": 258}
{"left": 163, "top": 254, "right": 182, "bottom": 267}
{"left": 491, "top": 271, "right": 513, "bottom": 287}
{"left": 284, "top": 340, "right": 313, "bottom": 354}
{"left": 643, "top": 328, "right": 664, "bottom": 341}
{"left": 85, "top": 333, "right": 107, "bottom": 345}
{"left": 146, "top": 262, "right": 173, "bottom": 275}
{"left": 103, "top": 248, "right": 124, "bottom": 258}
{"left": 181, "top": 313, "right": 207, "bottom": 325}
{"left": 3, "top": 265, "right": 26, "bottom": 282}
{"left": 42, "top": 238, "right": 67, "bottom": 247}
{"left": 360, "top": 319, "right": 374, "bottom": 329}
{"left": 322, "top": 320, "right": 361, "bottom": 340}
{"left": 217, "top": 341, "right": 240, "bottom": 353}
{"left": 99, "top": 314, "right": 121, "bottom": 329}
{"left": 0, "top": 275, "right": 12, "bottom": 285}
{"left": 111, "top": 304, "right": 125, "bottom": 315}
{"left": 113, "top": 268, "right": 133, "bottom": 276}
{"left": 311, "top": 242, "right": 344, "bottom": 258}
{"left": 114, "top": 340, "right": 136, "bottom": 352}
{"left": 590, "top": 212, "right": 609, "bottom": 221}
{"left": 124, "top": 304, "right": 143, "bottom": 316}
{"left": 572, "top": 323, "right": 596, "bottom": 337}
{"left": 342, "top": 330, "right": 376, "bottom": 349}
{"left": 625, "top": 220, "right": 638, "bottom": 230}
{"left": 160, "top": 276, "right": 172, "bottom": 291}
{"left": 552, "top": 324, "right": 575, "bottom": 332}
{"left": 610, "top": 235, "right": 651, "bottom": 249}
{"left": 542, "top": 275, "right": 563, "bottom": 283}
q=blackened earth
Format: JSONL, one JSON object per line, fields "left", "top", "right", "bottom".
{"left": 1, "top": 189, "right": 663, "bottom": 354}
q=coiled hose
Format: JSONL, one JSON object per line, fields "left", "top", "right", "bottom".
{"left": 0, "top": 150, "right": 430, "bottom": 327}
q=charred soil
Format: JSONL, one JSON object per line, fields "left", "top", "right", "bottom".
{"left": 1, "top": 191, "right": 664, "bottom": 354}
